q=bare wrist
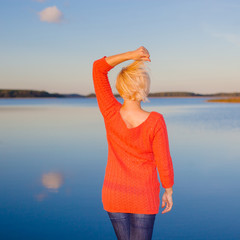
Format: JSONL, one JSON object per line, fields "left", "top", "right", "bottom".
{"left": 125, "top": 51, "right": 133, "bottom": 61}
{"left": 165, "top": 187, "right": 173, "bottom": 194}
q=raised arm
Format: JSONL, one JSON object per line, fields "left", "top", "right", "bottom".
{"left": 92, "top": 57, "right": 120, "bottom": 119}
{"left": 105, "top": 46, "right": 151, "bottom": 67}
{"left": 92, "top": 46, "right": 150, "bottom": 119}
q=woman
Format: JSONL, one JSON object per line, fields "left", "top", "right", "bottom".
{"left": 92, "top": 46, "right": 174, "bottom": 240}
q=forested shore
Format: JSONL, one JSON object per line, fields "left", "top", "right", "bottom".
{"left": 1, "top": 89, "right": 240, "bottom": 99}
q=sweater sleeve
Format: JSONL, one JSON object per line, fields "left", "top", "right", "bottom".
{"left": 152, "top": 115, "right": 174, "bottom": 188}
{"left": 92, "top": 56, "right": 120, "bottom": 119}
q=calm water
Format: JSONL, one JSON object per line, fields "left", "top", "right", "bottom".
{"left": 0, "top": 97, "right": 240, "bottom": 240}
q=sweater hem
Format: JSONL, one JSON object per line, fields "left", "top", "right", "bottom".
{"left": 102, "top": 205, "right": 159, "bottom": 215}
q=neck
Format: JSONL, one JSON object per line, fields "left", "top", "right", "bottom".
{"left": 122, "top": 99, "right": 142, "bottom": 111}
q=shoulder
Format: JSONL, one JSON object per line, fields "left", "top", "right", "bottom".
{"left": 151, "top": 111, "right": 167, "bottom": 132}
{"left": 151, "top": 111, "right": 165, "bottom": 122}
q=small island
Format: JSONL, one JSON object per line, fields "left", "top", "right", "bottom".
{"left": 206, "top": 97, "right": 240, "bottom": 103}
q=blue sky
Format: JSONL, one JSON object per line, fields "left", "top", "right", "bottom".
{"left": 0, "top": 0, "right": 239, "bottom": 95}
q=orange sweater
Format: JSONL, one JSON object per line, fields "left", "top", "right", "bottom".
{"left": 92, "top": 56, "right": 174, "bottom": 214}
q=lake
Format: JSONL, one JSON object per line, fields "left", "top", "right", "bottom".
{"left": 0, "top": 97, "right": 239, "bottom": 240}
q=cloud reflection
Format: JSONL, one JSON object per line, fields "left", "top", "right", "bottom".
{"left": 35, "top": 171, "right": 64, "bottom": 202}
{"left": 35, "top": 192, "right": 47, "bottom": 202}
{"left": 42, "top": 172, "right": 64, "bottom": 192}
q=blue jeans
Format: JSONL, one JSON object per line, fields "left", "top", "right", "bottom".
{"left": 107, "top": 211, "right": 156, "bottom": 240}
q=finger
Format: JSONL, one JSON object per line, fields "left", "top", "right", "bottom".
{"left": 166, "top": 201, "right": 173, "bottom": 211}
{"left": 168, "top": 202, "right": 173, "bottom": 211}
{"left": 162, "top": 207, "right": 169, "bottom": 214}
{"left": 143, "top": 54, "right": 150, "bottom": 60}
{"left": 162, "top": 206, "right": 170, "bottom": 214}
{"left": 166, "top": 206, "right": 172, "bottom": 212}
{"left": 168, "top": 200, "right": 173, "bottom": 208}
{"left": 143, "top": 52, "right": 150, "bottom": 57}
{"left": 145, "top": 49, "right": 150, "bottom": 56}
{"left": 145, "top": 55, "right": 151, "bottom": 61}
{"left": 141, "top": 46, "right": 148, "bottom": 53}
{"left": 139, "top": 47, "right": 148, "bottom": 54}
{"left": 162, "top": 209, "right": 170, "bottom": 214}
{"left": 162, "top": 201, "right": 166, "bottom": 208}
{"left": 141, "top": 57, "right": 151, "bottom": 62}
{"left": 162, "top": 202, "right": 172, "bottom": 213}
{"left": 166, "top": 205, "right": 171, "bottom": 212}
{"left": 162, "top": 203, "right": 173, "bottom": 214}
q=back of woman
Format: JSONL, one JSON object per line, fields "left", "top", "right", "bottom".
{"left": 92, "top": 46, "right": 174, "bottom": 240}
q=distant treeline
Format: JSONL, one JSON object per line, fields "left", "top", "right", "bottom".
{"left": 0, "top": 89, "right": 85, "bottom": 98}
{"left": 1, "top": 89, "right": 240, "bottom": 98}
{"left": 86, "top": 92, "right": 240, "bottom": 98}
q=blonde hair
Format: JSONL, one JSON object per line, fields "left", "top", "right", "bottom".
{"left": 116, "top": 61, "right": 150, "bottom": 103}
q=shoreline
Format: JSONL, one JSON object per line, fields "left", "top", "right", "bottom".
{"left": 206, "top": 97, "right": 240, "bottom": 103}
{"left": 1, "top": 89, "right": 240, "bottom": 101}
{"left": 1, "top": 96, "right": 240, "bottom": 104}
{"left": 0, "top": 96, "right": 220, "bottom": 99}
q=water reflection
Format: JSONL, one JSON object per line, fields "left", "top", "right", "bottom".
{"left": 35, "top": 172, "right": 64, "bottom": 202}
{"left": 42, "top": 172, "right": 64, "bottom": 192}
{"left": 0, "top": 98, "right": 239, "bottom": 240}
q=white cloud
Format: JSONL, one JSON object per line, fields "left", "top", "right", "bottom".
{"left": 38, "top": 6, "right": 64, "bottom": 23}
{"left": 212, "top": 33, "right": 240, "bottom": 47}
{"left": 202, "top": 23, "right": 240, "bottom": 48}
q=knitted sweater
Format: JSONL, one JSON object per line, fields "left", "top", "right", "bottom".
{"left": 92, "top": 56, "right": 174, "bottom": 214}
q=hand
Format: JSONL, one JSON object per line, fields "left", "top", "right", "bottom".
{"left": 161, "top": 191, "right": 173, "bottom": 214}
{"left": 129, "top": 46, "right": 151, "bottom": 62}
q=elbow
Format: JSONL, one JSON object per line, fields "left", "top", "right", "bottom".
{"left": 93, "top": 58, "right": 102, "bottom": 68}
{"left": 93, "top": 59, "right": 99, "bottom": 70}
{"left": 92, "top": 59, "right": 104, "bottom": 74}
